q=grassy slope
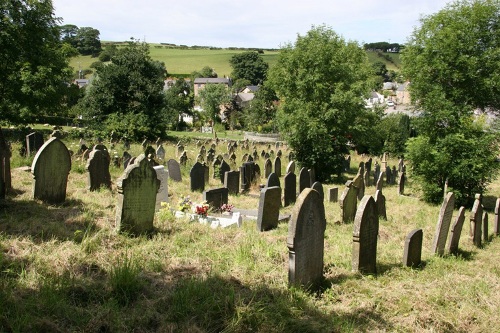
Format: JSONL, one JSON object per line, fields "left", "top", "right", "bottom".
{"left": 1, "top": 137, "right": 499, "bottom": 332}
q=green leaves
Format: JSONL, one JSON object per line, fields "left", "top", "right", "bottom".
{"left": 229, "top": 51, "right": 268, "bottom": 85}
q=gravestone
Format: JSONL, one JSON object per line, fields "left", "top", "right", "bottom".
{"left": 374, "top": 190, "right": 387, "bottom": 220}
{"left": 470, "top": 194, "right": 483, "bottom": 247}
{"left": 286, "top": 160, "right": 296, "bottom": 175}
{"left": 495, "top": 198, "right": 500, "bottom": 236}
{"left": 264, "top": 158, "right": 272, "bottom": 178}
{"left": 167, "top": 159, "right": 182, "bottom": 182}
{"left": 26, "top": 132, "right": 44, "bottom": 156}
{"left": 308, "top": 168, "right": 316, "bottom": 186}
{"left": 153, "top": 165, "right": 169, "bottom": 211}
{"left": 190, "top": 162, "right": 205, "bottom": 192}
{"left": 376, "top": 172, "right": 383, "bottom": 192}
{"left": 446, "top": 207, "right": 466, "bottom": 255}
{"left": 176, "top": 144, "right": 184, "bottom": 156}
{"left": 374, "top": 163, "right": 380, "bottom": 186}
{"left": 156, "top": 145, "right": 166, "bottom": 160}
{"left": 381, "top": 152, "right": 387, "bottom": 170}
{"left": 352, "top": 195, "right": 379, "bottom": 274}
{"left": 78, "top": 144, "right": 88, "bottom": 155}
{"left": 0, "top": 128, "right": 11, "bottom": 198}
{"left": 385, "top": 166, "right": 392, "bottom": 185}
{"left": 274, "top": 156, "right": 282, "bottom": 177}
{"left": 392, "top": 166, "right": 397, "bottom": 184}
{"left": 240, "top": 162, "right": 255, "bottom": 191}
{"left": 179, "top": 151, "right": 188, "bottom": 165}
{"left": 431, "top": 192, "right": 455, "bottom": 256}
{"left": 328, "top": 187, "right": 338, "bottom": 203}
{"left": 219, "top": 160, "right": 231, "bottom": 184}
{"left": 212, "top": 158, "right": 222, "bottom": 179}
{"left": 311, "top": 181, "right": 324, "bottom": 202}
{"left": 86, "top": 149, "right": 111, "bottom": 191}
{"left": 123, "top": 139, "right": 131, "bottom": 150}
{"left": 398, "top": 172, "right": 405, "bottom": 195}
{"left": 483, "top": 212, "right": 488, "bottom": 242}
{"left": 256, "top": 186, "right": 281, "bottom": 231}
{"left": 31, "top": 137, "right": 71, "bottom": 204}
{"left": 266, "top": 172, "right": 280, "bottom": 188}
{"left": 365, "top": 158, "right": 372, "bottom": 177}
{"left": 352, "top": 172, "right": 364, "bottom": 200}
{"left": 144, "top": 146, "right": 156, "bottom": 159}
{"left": 299, "top": 167, "right": 311, "bottom": 193}
{"left": 344, "top": 155, "right": 351, "bottom": 171}
{"left": 203, "top": 163, "right": 209, "bottom": 185}
{"left": 203, "top": 187, "right": 228, "bottom": 212}
{"left": 116, "top": 154, "right": 160, "bottom": 234}
{"left": 403, "top": 229, "right": 423, "bottom": 268}
{"left": 339, "top": 181, "right": 357, "bottom": 223}
{"left": 284, "top": 172, "right": 297, "bottom": 207}
{"left": 123, "top": 151, "right": 132, "bottom": 169}
{"left": 287, "top": 188, "right": 326, "bottom": 289}
{"left": 224, "top": 170, "right": 240, "bottom": 195}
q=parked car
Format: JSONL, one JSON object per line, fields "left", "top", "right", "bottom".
{"left": 387, "top": 100, "right": 395, "bottom": 107}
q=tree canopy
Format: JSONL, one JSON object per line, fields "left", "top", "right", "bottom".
{"left": 197, "top": 83, "right": 231, "bottom": 125}
{"left": 229, "top": 51, "right": 268, "bottom": 86}
{"left": 268, "top": 25, "right": 373, "bottom": 181}
{"left": 60, "top": 24, "right": 102, "bottom": 56}
{"left": 0, "top": 0, "right": 75, "bottom": 124}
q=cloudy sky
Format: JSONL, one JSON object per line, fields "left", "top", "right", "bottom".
{"left": 53, "top": 0, "right": 451, "bottom": 48}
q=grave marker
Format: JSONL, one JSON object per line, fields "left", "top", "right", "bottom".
{"left": 274, "top": 156, "right": 282, "bottom": 177}
{"left": 374, "top": 190, "right": 387, "bottom": 220}
{"left": 219, "top": 160, "right": 231, "bottom": 184}
{"left": 284, "top": 172, "right": 297, "bottom": 207}
{"left": 495, "top": 198, "right": 500, "bottom": 236}
{"left": 26, "top": 132, "right": 44, "bottom": 156}
{"left": 266, "top": 172, "right": 280, "bottom": 188}
{"left": 470, "top": 194, "right": 483, "bottom": 247}
{"left": 86, "top": 149, "right": 111, "bottom": 191}
{"left": 339, "top": 181, "right": 357, "bottom": 223}
{"left": 264, "top": 158, "right": 272, "bottom": 178}
{"left": 328, "top": 187, "right": 338, "bottom": 203}
{"left": 299, "top": 167, "right": 310, "bottom": 193}
{"left": 431, "top": 192, "right": 455, "bottom": 256}
{"left": 286, "top": 161, "right": 296, "bottom": 175}
{"left": 224, "top": 170, "right": 240, "bottom": 195}
{"left": 203, "top": 187, "right": 229, "bottom": 212}
{"left": 446, "top": 207, "right": 466, "bottom": 255}
{"left": 167, "top": 159, "right": 182, "bottom": 182}
{"left": 153, "top": 165, "right": 169, "bottom": 211}
{"left": 256, "top": 186, "right": 281, "bottom": 231}
{"left": 352, "top": 195, "right": 379, "bottom": 274}
{"left": 483, "top": 212, "right": 489, "bottom": 242}
{"left": 190, "top": 162, "right": 205, "bottom": 192}
{"left": 403, "top": 229, "right": 423, "bottom": 268}
{"left": 311, "top": 181, "right": 324, "bottom": 202}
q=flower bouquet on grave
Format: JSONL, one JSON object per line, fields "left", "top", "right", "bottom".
{"left": 178, "top": 195, "right": 192, "bottom": 213}
{"left": 194, "top": 201, "right": 210, "bottom": 218}
{"left": 220, "top": 203, "right": 234, "bottom": 215}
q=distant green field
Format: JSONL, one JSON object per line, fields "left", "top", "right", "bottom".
{"left": 68, "top": 44, "right": 400, "bottom": 79}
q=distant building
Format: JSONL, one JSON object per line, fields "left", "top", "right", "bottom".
{"left": 193, "top": 77, "right": 232, "bottom": 96}
{"left": 235, "top": 93, "right": 255, "bottom": 108}
{"left": 396, "top": 82, "right": 411, "bottom": 105}
{"left": 73, "top": 79, "right": 89, "bottom": 88}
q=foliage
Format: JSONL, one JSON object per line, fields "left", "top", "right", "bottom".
{"left": 363, "top": 41, "right": 403, "bottom": 52}
{"left": 78, "top": 40, "right": 168, "bottom": 140}
{"left": 60, "top": 24, "right": 102, "bottom": 56}
{"left": 242, "top": 84, "right": 278, "bottom": 132}
{"left": 349, "top": 108, "right": 384, "bottom": 155}
{"left": 268, "top": 25, "right": 373, "bottom": 181}
{"left": 197, "top": 83, "right": 231, "bottom": 124}
{"left": 229, "top": 51, "right": 269, "bottom": 85}
{"left": 375, "top": 113, "right": 412, "bottom": 156}
{"left": 178, "top": 195, "right": 193, "bottom": 213}
{"left": 190, "top": 66, "right": 218, "bottom": 80}
{"left": 0, "top": 0, "right": 75, "bottom": 124}
{"left": 98, "top": 44, "right": 118, "bottom": 62}
{"left": 164, "top": 78, "right": 194, "bottom": 129}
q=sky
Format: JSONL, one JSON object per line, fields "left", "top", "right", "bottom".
{"left": 52, "top": 0, "right": 452, "bottom": 49}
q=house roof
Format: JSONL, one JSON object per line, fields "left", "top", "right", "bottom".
{"left": 237, "top": 93, "right": 255, "bottom": 102}
{"left": 397, "top": 82, "right": 410, "bottom": 91}
{"left": 194, "top": 78, "right": 231, "bottom": 84}
{"left": 244, "top": 85, "right": 260, "bottom": 92}
{"left": 74, "top": 79, "right": 89, "bottom": 88}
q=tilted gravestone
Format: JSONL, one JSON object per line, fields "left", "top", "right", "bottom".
{"left": 264, "top": 158, "right": 273, "bottom": 178}
{"left": 116, "top": 154, "right": 160, "bottom": 234}
{"left": 286, "top": 160, "right": 296, "bottom": 175}
{"left": 483, "top": 212, "right": 489, "bottom": 243}
{"left": 86, "top": 149, "right": 111, "bottom": 191}
{"left": 298, "top": 167, "right": 311, "bottom": 193}
{"left": 224, "top": 170, "right": 240, "bottom": 195}
{"left": 470, "top": 194, "right": 483, "bottom": 247}
{"left": 167, "top": 159, "right": 182, "bottom": 182}
{"left": 153, "top": 165, "right": 169, "bottom": 211}
{"left": 155, "top": 145, "right": 166, "bottom": 160}
{"left": 190, "top": 162, "right": 205, "bottom": 192}
{"left": 376, "top": 172, "right": 384, "bottom": 192}
{"left": 398, "top": 172, "right": 405, "bottom": 195}
{"left": 266, "top": 172, "right": 280, "bottom": 188}
{"left": 179, "top": 151, "right": 188, "bottom": 165}
{"left": 287, "top": 188, "right": 326, "bottom": 289}
{"left": 0, "top": 128, "right": 11, "bottom": 198}
{"left": 26, "top": 132, "right": 44, "bottom": 156}
{"left": 328, "top": 187, "right": 338, "bottom": 203}
{"left": 257, "top": 186, "right": 281, "bottom": 231}
{"left": 31, "top": 137, "right": 71, "bottom": 204}
{"left": 311, "top": 181, "right": 324, "bottom": 202}
{"left": 374, "top": 190, "right": 387, "bottom": 220}
{"left": 352, "top": 171, "right": 364, "bottom": 200}
{"left": 284, "top": 172, "right": 297, "bottom": 207}
{"left": 495, "top": 198, "right": 500, "bottom": 236}
{"left": 203, "top": 187, "right": 228, "bottom": 212}
{"left": 431, "top": 192, "right": 455, "bottom": 256}
{"left": 274, "top": 156, "right": 282, "bottom": 177}
{"left": 339, "top": 181, "right": 357, "bottom": 223}
{"left": 373, "top": 163, "right": 380, "bottom": 186}
{"left": 352, "top": 195, "right": 379, "bottom": 274}
{"left": 403, "top": 229, "right": 423, "bottom": 268}
{"left": 446, "top": 206, "right": 466, "bottom": 255}
{"left": 219, "top": 160, "right": 230, "bottom": 184}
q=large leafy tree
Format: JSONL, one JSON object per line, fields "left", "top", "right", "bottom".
{"left": 402, "top": 0, "right": 500, "bottom": 205}
{"left": 229, "top": 51, "right": 268, "bottom": 86}
{"left": 60, "top": 25, "right": 102, "bottom": 56}
{"left": 79, "top": 41, "right": 167, "bottom": 140}
{"left": 243, "top": 84, "right": 278, "bottom": 132}
{"left": 268, "top": 25, "right": 373, "bottom": 181}
{"left": 165, "top": 78, "right": 194, "bottom": 129}
{"left": 0, "top": 0, "right": 75, "bottom": 124}
{"left": 197, "top": 83, "right": 231, "bottom": 125}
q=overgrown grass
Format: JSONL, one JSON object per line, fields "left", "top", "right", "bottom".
{"left": 1, "top": 138, "right": 499, "bottom": 332}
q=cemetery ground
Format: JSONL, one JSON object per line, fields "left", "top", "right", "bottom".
{"left": 1, "top": 138, "right": 500, "bottom": 332}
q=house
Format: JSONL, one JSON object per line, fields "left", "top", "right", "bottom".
{"left": 396, "top": 82, "right": 411, "bottom": 105}
{"left": 193, "top": 77, "right": 232, "bottom": 96}
{"left": 242, "top": 85, "right": 260, "bottom": 94}
{"left": 235, "top": 93, "right": 255, "bottom": 108}
{"left": 73, "top": 79, "right": 89, "bottom": 88}
{"left": 365, "top": 91, "right": 385, "bottom": 109}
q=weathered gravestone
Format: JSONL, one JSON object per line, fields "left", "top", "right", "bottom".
{"left": 431, "top": 192, "right": 455, "bottom": 256}
{"left": 344, "top": 155, "right": 351, "bottom": 171}
{"left": 286, "top": 160, "right": 296, "bottom": 175}
{"left": 495, "top": 198, "right": 500, "bottom": 236}
{"left": 219, "top": 160, "right": 230, "bottom": 184}
{"left": 266, "top": 172, "right": 280, "bottom": 188}
{"left": 299, "top": 167, "right": 310, "bottom": 193}
{"left": 376, "top": 172, "right": 384, "bottom": 192}
{"left": 287, "top": 188, "right": 326, "bottom": 289}
{"left": 212, "top": 159, "right": 222, "bottom": 179}
{"left": 0, "top": 128, "right": 11, "bottom": 198}
{"left": 153, "top": 165, "right": 169, "bottom": 211}
{"left": 156, "top": 145, "right": 166, "bottom": 160}
{"left": 274, "top": 156, "right": 282, "bottom": 177}
{"left": 446, "top": 206, "right": 466, "bottom": 255}
{"left": 374, "top": 163, "right": 380, "bottom": 186}
{"left": 203, "top": 187, "right": 228, "bottom": 212}
{"left": 483, "top": 212, "right": 489, "bottom": 242}
{"left": 123, "top": 151, "right": 132, "bottom": 169}
{"left": 398, "top": 172, "right": 405, "bottom": 195}
{"left": 339, "top": 181, "right": 357, "bottom": 223}
{"left": 284, "top": 172, "right": 297, "bottom": 207}
{"left": 264, "top": 158, "right": 272, "bottom": 178}
{"left": 328, "top": 187, "right": 338, "bottom": 203}
{"left": 86, "top": 149, "right": 111, "bottom": 191}
{"left": 116, "top": 154, "right": 160, "bottom": 234}
{"left": 311, "top": 181, "right": 324, "bottom": 202}
{"left": 224, "top": 170, "right": 240, "bottom": 195}
{"left": 385, "top": 166, "right": 392, "bottom": 185}
{"left": 190, "top": 162, "right": 205, "bottom": 192}
{"left": 374, "top": 190, "right": 387, "bottom": 220}
{"left": 179, "top": 151, "right": 188, "bottom": 165}
{"left": 31, "top": 137, "right": 71, "bottom": 204}
{"left": 167, "top": 159, "right": 182, "bottom": 182}
{"left": 352, "top": 195, "right": 379, "bottom": 274}
{"left": 470, "top": 194, "right": 483, "bottom": 247}
{"left": 257, "top": 186, "right": 281, "bottom": 231}
{"left": 240, "top": 162, "right": 255, "bottom": 191}
{"left": 308, "top": 168, "right": 316, "bottom": 186}
{"left": 26, "top": 132, "right": 44, "bottom": 156}
{"left": 403, "top": 229, "right": 423, "bottom": 268}
{"left": 352, "top": 171, "right": 365, "bottom": 200}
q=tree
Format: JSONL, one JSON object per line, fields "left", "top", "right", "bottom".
{"left": 164, "top": 78, "right": 194, "bottom": 129}
{"left": 79, "top": 41, "right": 167, "bottom": 140}
{"left": 197, "top": 83, "right": 231, "bottom": 125}
{"left": 75, "top": 27, "right": 102, "bottom": 56}
{"left": 0, "top": 0, "right": 75, "bottom": 124}
{"left": 243, "top": 84, "right": 278, "bottom": 132}
{"left": 191, "top": 66, "right": 217, "bottom": 80}
{"left": 229, "top": 51, "right": 268, "bottom": 85}
{"left": 268, "top": 25, "right": 373, "bottom": 181}
{"left": 402, "top": 0, "right": 500, "bottom": 205}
